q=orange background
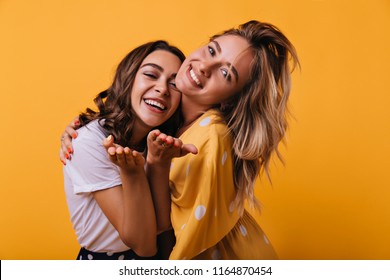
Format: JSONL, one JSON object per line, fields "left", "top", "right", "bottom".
{"left": 0, "top": 0, "right": 389, "bottom": 259}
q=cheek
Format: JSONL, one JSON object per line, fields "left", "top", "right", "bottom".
{"left": 175, "top": 59, "right": 192, "bottom": 90}
{"left": 175, "top": 72, "right": 186, "bottom": 92}
{"left": 207, "top": 78, "right": 226, "bottom": 94}
{"left": 129, "top": 85, "right": 142, "bottom": 107}
{"left": 129, "top": 94, "right": 137, "bottom": 111}
{"left": 208, "top": 82, "right": 236, "bottom": 102}
{"left": 171, "top": 94, "right": 181, "bottom": 110}
{"left": 131, "top": 76, "right": 148, "bottom": 99}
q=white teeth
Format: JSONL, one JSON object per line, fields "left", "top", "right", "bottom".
{"left": 190, "top": 69, "right": 201, "bottom": 86}
{"left": 144, "top": 99, "right": 166, "bottom": 110}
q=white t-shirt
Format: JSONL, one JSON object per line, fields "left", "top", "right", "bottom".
{"left": 63, "top": 120, "right": 130, "bottom": 253}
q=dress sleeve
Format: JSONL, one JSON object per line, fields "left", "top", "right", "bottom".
{"left": 169, "top": 121, "right": 240, "bottom": 260}
{"left": 64, "top": 125, "right": 122, "bottom": 194}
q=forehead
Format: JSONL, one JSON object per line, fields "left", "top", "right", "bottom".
{"left": 142, "top": 50, "right": 182, "bottom": 71}
{"left": 213, "top": 35, "right": 254, "bottom": 85}
{"left": 212, "top": 35, "right": 251, "bottom": 57}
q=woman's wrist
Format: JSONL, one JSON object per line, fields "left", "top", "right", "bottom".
{"left": 146, "top": 155, "right": 172, "bottom": 167}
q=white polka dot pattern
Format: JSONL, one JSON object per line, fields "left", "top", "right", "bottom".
{"left": 194, "top": 205, "right": 206, "bottom": 220}
{"left": 222, "top": 151, "right": 227, "bottom": 165}
{"left": 199, "top": 117, "right": 211, "bottom": 126}
{"left": 239, "top": 225, "right": 248, "bottom": 236}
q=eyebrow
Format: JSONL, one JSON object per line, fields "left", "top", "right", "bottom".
{"left": 140, "top": 63, "right": 177, "bottom": 78}
{"left": 140, "top": 63, "right": 164, "bottom": 72}
{"left": 211, "top": 40, "right": 239, "bottom": 82}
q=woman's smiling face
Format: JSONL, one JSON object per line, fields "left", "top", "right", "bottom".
{"left": 175, "top": 35, "right": 253, "bottom": 108}
{"left": 130, "top": 49, "right": 182, "bottom": 130}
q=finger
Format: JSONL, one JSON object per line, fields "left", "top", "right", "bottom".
{"left": 124, "top": 147, "right": 136, "bottom": 166}
{"left": 155, "top": 137, "right": 164, "bottom": 145}
{"left": 65, "top": 126, "right": 78, "bottom": 139}
{"left": 107, "top": 147, "right": 118, "bottom": 163}
{"left": 155, "top": 134, "right": 169, "bottom": 147}
{"left": 172, "top": 138, "right": 183, "bottom": 148}
{"left": 103, "top": 135, "right": 115, "bottom": 150}
{"left": 115, "top": 146, "right": 126, "bottom": 165}
{"left": 182, "top": 144, "right": 198, "bottom": 156}
{"left": 62, "top": 136, "right": 73, "bottom": 155}
{"left": 156, "top": 133, "right": 167, "bottom": 142}
{"left": 124, "top": 147, "right": 131, "bottom": 154}
{"left": 107, "top": 146, "right": 116, "bottom": 156}
{"left": 164, "top": 136, "right": 174, "bottom": 146}
{"left": 60, "top": 140, "right": 69, "bottom": 161}
{"left": 59, "top": 148, "right": 66, "bottom": 165}
{"left": 132, "top": 150, "right": 145, "bottom": 166}
{"left": 62, "top": 140, "right": 73, "bottom": 158}
{"left": 61, "top": 130, "right": 74, "bottom": 153}
{"left": 72, "top": 118, "right": 80, "bottom": 128}
{"left": 148, "top": 129, "right": 161, "bottom": 141}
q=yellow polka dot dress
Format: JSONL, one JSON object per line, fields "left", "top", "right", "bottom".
{"left": 169, "top": 110, "right": 278, "bottom": 260}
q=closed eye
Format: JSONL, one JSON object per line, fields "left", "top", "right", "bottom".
{"left": 144, "top": 72, "right": 158, "bottom": 79}
{"left": 169, "top": 80, "right": 180, "bottom": 92}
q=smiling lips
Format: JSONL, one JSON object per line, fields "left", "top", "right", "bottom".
{"left": 189, "top": 67, "right": 202, "bottom": 88}
{"left": 144, "top": 99, "right": 167, "bottom": 111}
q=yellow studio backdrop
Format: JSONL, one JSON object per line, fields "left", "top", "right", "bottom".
{"left": 0, "top": 0, "right": 389, "bottom": 260}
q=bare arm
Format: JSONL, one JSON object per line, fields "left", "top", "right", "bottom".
{"left": 93, "top": 136, "right": 157, "bottom": 257}
{"left": 145, "top": 141, "right": 172, "bottom": 233}
{"left": 146, "top": 130, "right": 198, "bottom": 259}
{"left": 146, "top": 130, "right": 197, "bottom": 233}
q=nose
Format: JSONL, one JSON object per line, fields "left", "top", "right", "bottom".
{"left": 155, "top": 80, "right": 169, "bottom": 96}
{"left": 199, "top": 60, "right": 212, "bottom": 78}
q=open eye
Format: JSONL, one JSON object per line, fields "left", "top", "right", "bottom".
{"left": 208, "top": 46, "right": 215, "bottom": 56}
{"left": 221, "top": 69, "right": 232, "bottom": 81}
